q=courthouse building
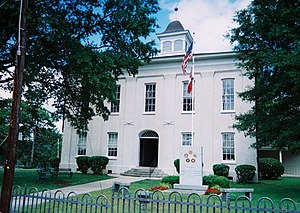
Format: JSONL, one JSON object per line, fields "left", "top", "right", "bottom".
{"left": 60, "top": 21, "right": 260, "bottom": 179}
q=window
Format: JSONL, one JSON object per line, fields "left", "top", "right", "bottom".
{"left": 174, "top": 40, "right": 183, "bottom": 51}
{"left": 182, "top": 132, "right": 192, "bottom": 146}
{"left": 163, "top": 41, "right": 172, "bottom": 52}
{"left": 145, "top": 83, "right": 156, "bottom": 112}
{"left": 77, "top": 132, "right": 87, "bottom": 155}
{"left": 222, "top": 79, "right": 234, "bottom": 111}
{"left": 111, "top": 85, "right": 120, "bottom": 113}
{"left": 108, "top": 133, "right": 118, "bottom": 157}
{"left": 222, "top": 133, "right": 235, "bottom": 161}
{"left": 182, "top": 81, "right": 193, "bottom": 112}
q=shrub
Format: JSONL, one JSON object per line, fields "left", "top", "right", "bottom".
{"left": 213, "top": 164, "right": 230, "bottom": 177}
{"left": 161, "top": 175, "right": 179, "bottom": 187}
{"left": 174, "top": 159, "right": 180, "bottom": 173}
{"left": 235, "top": 164, "right": 256, "bottom": 183}
{"left": 76, "top": 156, "right": 90, "bottom": 174}
{"left": 213, "top": 176, "right": 230, "bottom": 188}
{"left": 89, "top": 156, "right": 109, "bottom": 175}
{"left": 203, "top": 175, "right": 230, "bottom": 188}
{"left": 203, "top": 175, "right": 218, "bottom": 187}
{"left": 259, "top": 158, "right": 284, "bottom": 179}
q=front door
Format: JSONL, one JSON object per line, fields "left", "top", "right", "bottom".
{"left": 139, "top": 138, "right": 158, "bottom": 167}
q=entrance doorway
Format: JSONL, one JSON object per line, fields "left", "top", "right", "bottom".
{"left": 139, "top": 131, "right": 159, "bottom": 167}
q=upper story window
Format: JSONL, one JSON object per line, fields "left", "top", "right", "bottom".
{"left": 107, "top": 132, "right": 118, "bottom": 157}
{"left": 182, "top": 81, "right": 193, "bottom": 112}
{"left": 182, "top": 132, "right": 192, "bottom": 146}
{"left": 222, "top": 132, "right": 235, "bottom": 161}
{"left": 174, "top": 40, "right": 183, "bottom": 51}
{"left": 145, "top": 83, "right": 156, "bottom": 113}
{"left": 77, "top": 132, "right": 87, "bottom": 155}
{"left": 111, "top": 85, "right": 120, "bottom": 113}
{"left": 163, "top": 41, "right": 172, "bottom": 52}
{"left": 222, "top": 79, "right": 234, "bottom": 111}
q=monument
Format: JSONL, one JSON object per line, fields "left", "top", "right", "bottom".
{"left": 174, "top": 146, "right": 207, "bottom": 190}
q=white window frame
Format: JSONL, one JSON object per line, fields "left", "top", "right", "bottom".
{"left": 181, "top": 132, "right": 193, "bottom": 146}
{"left": 182, "top": 81, "right": 193, "bottom": 112}
{"left": 144, "top": 83, "right": 156, "bottom": 113}
{"left": 111, "top": 85, "right": 121, "bottom": 114}
{"left": 77, "top": 132, "right": 87, "bottom": 155}
{"left": 222, "top": 78, "right": 235, "bottom": 112}
{"left": 107, "top": 132, "right": 118, "bottom": 158}
{"left": 221, "top": 132, "right": 235, "bottom": 162}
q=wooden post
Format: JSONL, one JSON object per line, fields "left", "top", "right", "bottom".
{"left": 0, "top": 0, "right": 28, "bottom": 212}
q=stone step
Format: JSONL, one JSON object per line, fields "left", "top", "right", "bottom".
{"left": 121, "top": 167, "right": 168, "bottom": 178}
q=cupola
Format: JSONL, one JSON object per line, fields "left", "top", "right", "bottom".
{"left": 157, "top": 21, "right": 193, "bottom": 56}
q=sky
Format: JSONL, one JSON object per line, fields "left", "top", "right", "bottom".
{"left": 156, "top": 0, "right": 251, "bottom": 53}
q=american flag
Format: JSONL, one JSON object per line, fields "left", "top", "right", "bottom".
{"left": 181, "top": 42, "right": 193, "bottom": 75}
{"left": 187, "top": 68, "right": 194, "bottom": 94}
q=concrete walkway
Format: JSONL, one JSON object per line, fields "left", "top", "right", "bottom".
{"left": 47, "top": 174, "right": 147, "bottom": 195}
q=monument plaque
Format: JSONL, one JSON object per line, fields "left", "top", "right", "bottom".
{"left": 174, "top": 146, "right": 204, "bottom": 190}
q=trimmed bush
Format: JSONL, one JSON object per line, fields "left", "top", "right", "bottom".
{"left": 76, "top": 156, "right": 90, "bottom": 174}
{"left": 259, "top": 158, "right": 284, "bottom": 179}
{"left": 174, "top": 159, "right": 180, "bottom": 173}
{"left": 203, "top": 175, "right": 230, "bottom": 188}
{"left": 89, "top": 156, "right": 109, "bottom": 175}
{"left": 213, "top": 176, "right": 230, "bottom": 188}
{"left": 203, "top": 175, "right": 218, "bottom": 187}
{"left": 235, "top": 164, "right": 256, "bottom": 183}
{"left": 213, "top": 164, "right": 230, "bottom": 177}
{"left": 161, "top": 175, "right": 179, "bottom": 187}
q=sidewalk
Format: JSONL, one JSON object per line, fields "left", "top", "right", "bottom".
{"left": 47, "top": 174, "right": 147, "bottom": 195}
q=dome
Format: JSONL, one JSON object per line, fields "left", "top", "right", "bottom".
{"left": 163, "top": 21, "right": 185, "bottom": 33}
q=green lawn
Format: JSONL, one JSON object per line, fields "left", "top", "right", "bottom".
{"left": 230, "top": 177, "right": 300, "bottom": 205}
{"left": 0, "top": 168, "right": 114, "bottom": 191}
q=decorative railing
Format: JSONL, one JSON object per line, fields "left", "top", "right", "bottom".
{"left": 10, "top": 186, "right": 299, "bottom": 213}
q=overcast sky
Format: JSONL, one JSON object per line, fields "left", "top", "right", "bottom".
{"left": 157, "top": 0, "right": 251, "bottom": 53}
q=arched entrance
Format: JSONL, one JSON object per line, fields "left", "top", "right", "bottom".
{"left": 139, "top": 131, "right": 159, "bottom": 167}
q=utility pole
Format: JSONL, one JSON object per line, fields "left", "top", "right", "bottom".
{"left": 0, "top": 0, "right": 28, "bottom": 212}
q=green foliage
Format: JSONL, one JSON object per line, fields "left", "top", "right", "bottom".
{"left": 76, "top": 156, "right": 90, "bottom": 174}
{"left": 259, "top": 158, "right": 284, "bottom": 179}
{"left": 0, "top": 99, "right": 61, "bottom": 167}
{"left": 203, "top": 175, "right": 218, "bottom": 187}
{"left": 228, "top": 0, "right": 300, "bottom": 151}
{"left": 173, "top": 159, "right": 180, "bottom": 174}
{"left": 235, "top": 164, "right": 256, "bottom": 183}
{"left": 161, "top": 175, "right": 179, "bottom": 187}
{"left": 0, "top": 0, "right": 160, "bottom": 132}
{"left": 89, "top": 156, "right": 109, "bottom": 175}
{"left": 203, "top": 175, "right": 230, "bottom": 188}
{"left": 213, "top": 164, "right": 230, "bottom": 177}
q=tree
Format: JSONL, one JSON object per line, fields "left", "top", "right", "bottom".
{"left": 0, "top": 98, "right": 62, "bottom": 167}
{"left": 0, "top": 0, "right": 159, "bottom": 132}
{"left": 228, "top": 0, "right": 300, "bottom": 151}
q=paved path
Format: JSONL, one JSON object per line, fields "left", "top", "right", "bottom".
{"left": 47, "top": 174, "right": 147, "bottom": 195}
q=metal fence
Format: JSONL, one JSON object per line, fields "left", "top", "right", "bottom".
{"left": 10, "top": 186, "right": 299, "bottom": 213}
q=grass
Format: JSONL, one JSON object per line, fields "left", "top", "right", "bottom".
{"left": 230, "top": 176, "right": 300, "bottom": 204}
{"left": 0, "top": 168, "right": 115, "bottom": 191}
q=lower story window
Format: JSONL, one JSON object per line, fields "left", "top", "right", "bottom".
{"left": 182, "top": 132, "right": 192, "bottom": 146}
{"left": 77, "top": 132, "right": 87, "bottom": 155}
{"left": 222, "top": 132, "right": 235, "bottom": 161}
{"left": 108, "top": 132, "right": 118, "bottom": 157}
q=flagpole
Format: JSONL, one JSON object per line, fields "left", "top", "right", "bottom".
{"left": 191, "top": 33, "right": 195, "bottom": 146}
